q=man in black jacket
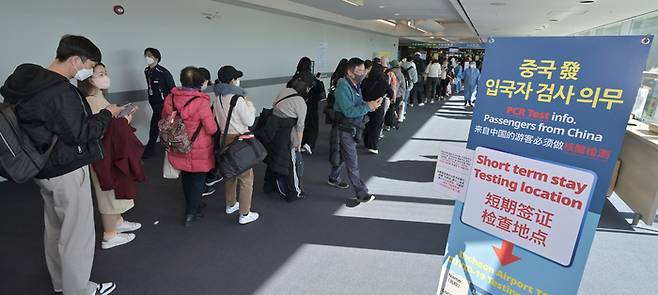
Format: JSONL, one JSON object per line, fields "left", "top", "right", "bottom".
{"left": 142, "top": 47, "right": 176, "bottom": 159}
{"left": 1, "top": 35, "right": 121, "bottom": 295}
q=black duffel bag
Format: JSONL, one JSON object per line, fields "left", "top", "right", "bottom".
{"left": 216, "top": 95, "right": 267, "bottom": 180}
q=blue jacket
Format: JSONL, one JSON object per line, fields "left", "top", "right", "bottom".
{"left": 333, "top": 78, "right": 370, "bottom": 119}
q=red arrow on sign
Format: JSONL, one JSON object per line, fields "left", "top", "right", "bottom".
{"left": 493, "top": 240, "right": 521, "bottom": 266}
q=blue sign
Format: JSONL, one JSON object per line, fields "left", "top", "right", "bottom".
{"left": 438, "top": 36, "right": 653, "bottom": 295}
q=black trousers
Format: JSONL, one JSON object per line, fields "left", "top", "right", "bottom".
{"left": 264, "top": 151, "right": 304, "bottom": 201}
{"left": 145, "top": 103, "right": 164, "bottom": 153}
{"left": 438, "top": 78, "right": 449, "bottom": 98}
{"left": 181, "top": 171, "right": 206, "bottom": 215}
{"left": 410, "top": 82, "right": 425, "bottom": 104}
{"left": 301, "top": 104, "right": 319, "bottom": 150}
{"left": 363, "top": 106, "right": 385, "bottom": 150}
{"left": 426, "top": 77, "right": 439, "bottom": 99}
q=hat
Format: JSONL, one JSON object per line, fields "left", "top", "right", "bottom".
{"left": 217, "top": 65, "right": 243, "bottom": 84}
{"left": 389, "top": 60, "right": 400, "bottom": 68}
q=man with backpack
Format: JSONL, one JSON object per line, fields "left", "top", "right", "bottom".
{"left": 0, "top": 35, "right": 121, "bottom": 295}
{"left": 400, "top": 57, "right": 418, "bottom": 122}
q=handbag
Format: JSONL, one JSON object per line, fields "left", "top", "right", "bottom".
{"left": 162, "top": 152, "right": 180, "bottom": 179}
{"left": 216, "top": 95, "right": 268, "bottom": 180}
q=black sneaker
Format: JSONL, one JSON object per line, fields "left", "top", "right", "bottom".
{"left": 202, "top": 186, "right": 216, "bottom": 197}
{"left": 327, "top": 179, "right": 349, "bottom": 189}
{"left": 357, "top": 194, "right": 376, "bottom": 203}
{"left": 95, "top": 282, "right": 116, "bottom": 295}
{"left": 205, "top": 173, "right": 223, "bottom": 186}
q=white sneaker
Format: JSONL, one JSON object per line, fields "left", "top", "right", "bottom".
{"left": 101, "top": 233, "right": 135, "bottom": 249}
{"left": 116, "top": 221, "right": 141, "bottom": 233}
{"left": 419, "top": 103, "right": 425, "bottom": 106}
{"left": 94, "top": 282, "right": 116, "bottom": 295}
{"left": 239, "top": 212, "right": 260, "bottom": 225}
{"left": 302, "top": 144, "right": 313, "bottom": 155}
{"left": 367, "top": 149, "right": 379, "bottom": 155}
{"left": 226, "top": 202, "right": 240, "bottom": 214}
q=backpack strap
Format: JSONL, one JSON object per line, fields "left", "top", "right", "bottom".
{"left": 172, "top": 95, "right": 204, "bottom": 144}
{"left": 274, "top": 93, "right": 300, "bottom": 106}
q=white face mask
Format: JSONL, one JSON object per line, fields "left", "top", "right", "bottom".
{"left": 145, "top": 57, "right": 156, "bottom": 66}
{"left": 235, "top": 79, "right": 240, "bottom": 87}
{"left": 74, "top": 67, "right": 94, "bottom": 81}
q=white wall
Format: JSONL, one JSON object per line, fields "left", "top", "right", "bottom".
{"left": 0, "top": 0, "right": 398, "bottom": 108}
{"left": 0, "top": 0, "right": 394, "bottom": 183}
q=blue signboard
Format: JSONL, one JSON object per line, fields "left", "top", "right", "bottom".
{"left": 438, "top": 36, "right": 653, "bottom": 295}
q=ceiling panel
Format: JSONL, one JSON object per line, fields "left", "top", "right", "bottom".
{"left": 289, "top": 0, "right": 462, "bottom": 21}
{"left": 461, "top": 0, "right": 658, "bottom": 40}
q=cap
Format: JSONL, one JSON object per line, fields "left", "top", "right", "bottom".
{"left": 217, "top": 65, "right": 244, "bottom": 84}
{"left": 389, "top": 60, "right": 400, "bottom": 68}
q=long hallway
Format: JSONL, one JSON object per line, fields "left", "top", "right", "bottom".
{"left": 0, "top": 97, "right": 471, "bottom": 295}
{"left": 3, "top": 96, "right": 658, "bottom": 294}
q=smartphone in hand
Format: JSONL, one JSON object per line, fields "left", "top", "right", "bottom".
{"left": 117, "top": 103, "right": 137, "bottom": 118}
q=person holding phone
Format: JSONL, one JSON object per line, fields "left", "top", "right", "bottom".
{"left": 327, "top": 58, "right": 382, "bottom": 203}
{"left": 79, "top": 63, "right": 142, "bottom": 249}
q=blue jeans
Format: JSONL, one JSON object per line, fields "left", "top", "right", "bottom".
{"left": 454, "top": 79, "right": 462, "bottom": 94}
{"left": 329, "top": 130, "right": 369, "bottom": 198}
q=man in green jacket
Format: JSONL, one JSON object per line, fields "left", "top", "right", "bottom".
{"left": 327, "top": 57, "right": 383, "bottom": 202}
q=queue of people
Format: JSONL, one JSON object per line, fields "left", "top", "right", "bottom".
{"left": 0, "top": 33, "right": 484, "bottom": 294}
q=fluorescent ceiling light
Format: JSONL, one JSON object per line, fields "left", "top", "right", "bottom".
{"left": 377, "top": 19, "right": 397, "bottom": 27}
{"left": 416, "top": 28, "right": 430, "bottom": 34}
{"left": 340, "top": 0, "right": 363, "bottom": 7}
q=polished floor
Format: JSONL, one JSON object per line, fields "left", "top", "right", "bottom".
{"left": 0, "top": 96, "right": 656, "bottom": 295}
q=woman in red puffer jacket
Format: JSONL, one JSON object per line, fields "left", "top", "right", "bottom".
{"left": 162, "top": 66, "right": 218, "bottom": 226}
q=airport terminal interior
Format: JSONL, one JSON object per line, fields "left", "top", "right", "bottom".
{"left": 2, "top": 1, "right": 658, "bottom": 294}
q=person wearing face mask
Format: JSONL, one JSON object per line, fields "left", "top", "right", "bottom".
{"left": 143, "top": 47, "right": 176, "bottom": 159}
{"left": 327, "top": 57, "right": 382, "bottom": 203}
{"left": 463, "top": 61, "right": 481, "bottom": 107}
{"left": 1, "top": 35, "right": 121, "bottom": 295}
{"left": 261, "top": 71, "right": 313, "bottom": 201}
{"left": 163, "top": 67, "right": 218, "bottom": 227}
{"left": 212, "top": 65, "right": 260, "bottom": 225}
{"left": 78, "top": 63, "right": 144, "bottom": 250}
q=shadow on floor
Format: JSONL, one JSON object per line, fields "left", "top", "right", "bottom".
{"left": 0, "top": 99, "right": 450, "bottom": 295}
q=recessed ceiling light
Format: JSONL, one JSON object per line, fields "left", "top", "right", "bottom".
{"left": 579, "top": 0, "right": 596, "bottom": 4}
{"left": 379, "top": 5, "right": 386, "bottom": 9}
{"left": 340, "top": 0, "right": 363, "bottom": 7}
{"left": 376, "top": 19, "right": 397, "bottom": 27}
{"left": 490, "top": 2, "right": 507, "bottom": 6}
{"left": 394, "top": 13, "right": 400, "bottom": 16}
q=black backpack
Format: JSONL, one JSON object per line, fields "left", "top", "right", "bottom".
{"left": 401, "top": 66, "right": 413, "bottom": 88}
{"left": 0, "top": 102, "right": 57, "bottom": 183}
{"left": 324, "top": 87, "right": 337, "bottom": 125}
